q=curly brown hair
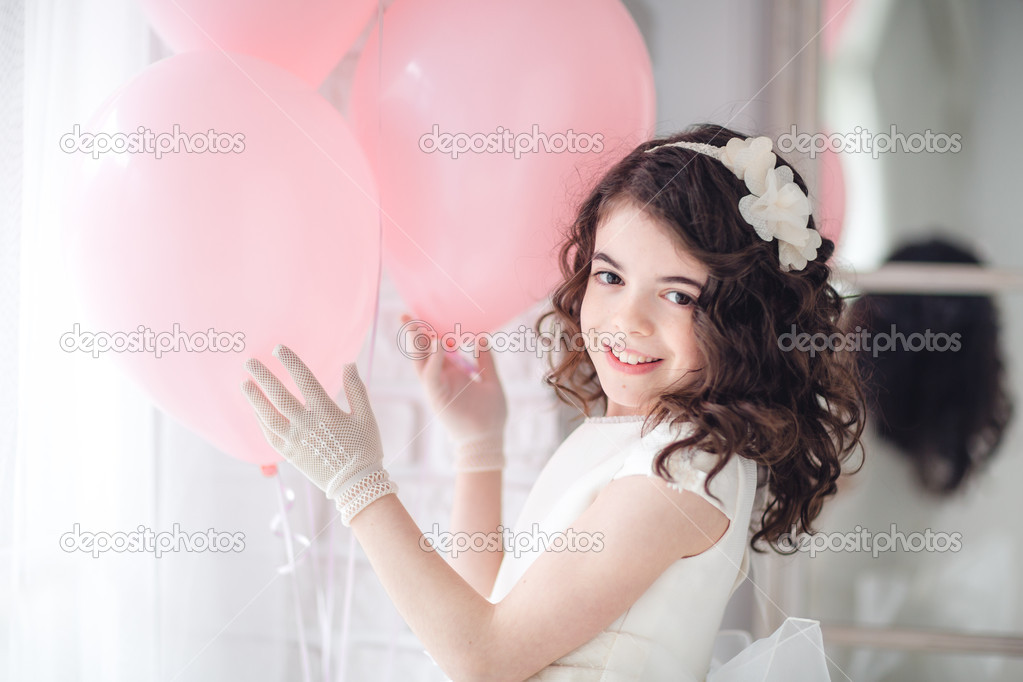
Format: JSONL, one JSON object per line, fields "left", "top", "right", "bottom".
{"left": 848, "top": 237, "right": 1013, "bottom": 495}
{"left": 534, "top": 123, "right": 866, "bottom": 554}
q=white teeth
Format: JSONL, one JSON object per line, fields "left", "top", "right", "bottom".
{"left": 611, "top": 347, "right": 659, "bottom": 365}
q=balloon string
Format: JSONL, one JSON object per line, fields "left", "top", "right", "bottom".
{"left": 324, "top": 504, "right": 337, "bottom": 681}
{"left": 275, "top": 472, "right": 313, "bottom": 682}
{"left": 302, "top": 479, "right": 332, "bottom": 682}
{"left": 336, "top": 533, "right": 358, "bottom": 682}
{"left": 339, "top": 1, "right": 386, "bottom": 681}
{"left": 270, "top": 485, "right": 312, "bottom": 569}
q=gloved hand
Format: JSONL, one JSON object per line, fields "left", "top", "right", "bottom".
{"left": 401, "top": 314, "right": 507, "bottom": 472}
{"left": 241, "top": 344, "right": 398, "bottom": 526}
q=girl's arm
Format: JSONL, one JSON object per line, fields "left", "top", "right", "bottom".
{"left": 398, "top": 315, "right": 508, "bottom": 598}
{"left": 351, "top": 471, "right": 729, "bottom": 682}
{"left": 242, "top": 347, "right": 726, "bottom": 680}
{"left": 448, "top": 469, "right": 503, "bottom": 598}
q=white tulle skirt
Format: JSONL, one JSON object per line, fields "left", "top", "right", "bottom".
{"left": 707, "top": 617, "right": 831, "bottom": 681}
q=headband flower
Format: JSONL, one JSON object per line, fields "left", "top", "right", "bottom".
{"left": 644, "top": 136, "right": 822, "bottom": 271}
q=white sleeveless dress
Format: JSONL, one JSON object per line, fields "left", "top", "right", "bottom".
{"left": 425, "top": 414, "right": 833, "bottom": 681}
{"left": 489, "top": 414, "right": 757, "bottom": 680}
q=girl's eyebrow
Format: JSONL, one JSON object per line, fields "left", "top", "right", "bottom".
{"left": 592, "top": 251, "right": 704, "bottom": 289}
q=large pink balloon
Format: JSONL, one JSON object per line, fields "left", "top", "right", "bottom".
{"left": 139, "top": 0, "right": 378, "bottom": 87}
{"left": 350, "top": 0, "right": 655, "bottom": 338}
{"left": 61, "top": 51, "right": 380, "bottom": 468}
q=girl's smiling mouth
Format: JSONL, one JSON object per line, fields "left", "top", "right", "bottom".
{"left": 601, "top": 339, "right": 663, "bottom": 374}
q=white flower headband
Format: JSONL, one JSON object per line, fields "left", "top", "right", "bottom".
{"left": 644, "top": 136, "right": 822, "bottom": 271}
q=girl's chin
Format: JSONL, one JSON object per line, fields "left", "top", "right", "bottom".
{"left": 602, "top": 390, "right": 649, "bottom": 408}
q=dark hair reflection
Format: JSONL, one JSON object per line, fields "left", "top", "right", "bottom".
{"left": 847, "top": 237, "right": 1014, "bottom": 494}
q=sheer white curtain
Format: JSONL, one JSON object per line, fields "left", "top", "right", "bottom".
{"left": 7, "top": 1, "right": 325, "bottom": 679}
{"left": 3, "top": 3, "right": 561, "bottom": 680}
{"left": 10, "top": 0, "right": 162, "bottom": 677}
{"left": 0, "top": 0, "right": 23, "bottom": 673}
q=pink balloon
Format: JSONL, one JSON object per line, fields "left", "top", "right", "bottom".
{"left": 350, "top": 0, "right": 655, "bottom": 337}
{"left": 139, "top": 0, "right": 378, "bottom": 87}
{"left": 61, "top": 51, "right": 380, "bottom": 468}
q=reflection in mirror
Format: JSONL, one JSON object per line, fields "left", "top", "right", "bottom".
{"left": 797, "top": 1, "right": 1023, "bottom": 680}
{"left": 811, "top": 236, "right": 1016, "bottom": 679}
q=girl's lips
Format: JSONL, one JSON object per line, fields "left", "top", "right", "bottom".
{"left": 601, "top": 340, "right": 663, "bottom": 375}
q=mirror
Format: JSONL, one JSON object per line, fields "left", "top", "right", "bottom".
{"left": 792, "top": 1, "right": 1023, "bottom": 680}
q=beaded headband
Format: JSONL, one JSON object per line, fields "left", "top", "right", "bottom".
{"left": 644, "top": 136, "right": 822, "bottom": 271}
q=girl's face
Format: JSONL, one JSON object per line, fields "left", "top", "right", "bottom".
{"left": 579, "top": 201, "right": 709, "bottom": 417}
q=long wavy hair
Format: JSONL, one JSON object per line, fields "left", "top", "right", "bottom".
{"left": 534, "top": 123, "right": 866, "bottom": 554}
{"left": 847, "top": 237, "right": 1013, "bottom": 494}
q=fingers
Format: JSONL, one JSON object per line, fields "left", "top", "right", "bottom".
{"left": 272, "top": 344, "right": 333, "bottom": 412}
{"left": 255, "top": 408, "right": 287, "bottom": 452}
{"left": 401, "top": 313, "right": 444, "bottom": 382}
{"left": 243, "top": 357, "right": 304, "bottom": 422}
{"left": 240, "top": 378, "right": 291, "bottom": 440}
{"left": 422, "top": 336, "right": 445, "bottom": 384}
{"left": 398, "top": 312, "right": 496, "bottom": 385}
{"left": 341, "top": 362, "right": 373, "bottom": 416}
{"left": 471, "top": 342, "right": 499, "bottom": 384}
{"left": 401, "top": 314, "right": 434, "bottom": 372}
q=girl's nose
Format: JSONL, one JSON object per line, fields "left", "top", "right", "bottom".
{"left": 610, "top": 297, "right": 654, "bottom": 336}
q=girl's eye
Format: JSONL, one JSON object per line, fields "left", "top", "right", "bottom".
{"left": 667, "top": 291, "right": 696, "bottom": 307}
{"left": 593, "top": 271, "right": 622, "bottom": 286}
{"left": 594, "top": 271, "right": 696, "bottom": 307}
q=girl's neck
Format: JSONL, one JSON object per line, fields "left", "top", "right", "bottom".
{"left": 585, "top": 414, "right": 646, "bottom": 423}
{"left": 603, "top": 401, "right": 648, "bottom": 419}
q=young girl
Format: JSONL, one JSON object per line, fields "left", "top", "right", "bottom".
{"left": 241, "top": 123, "right": 866, "bottom": 681}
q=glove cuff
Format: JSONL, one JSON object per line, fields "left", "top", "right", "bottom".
{"left": 336, "top": 469, "right": 399, "bottom": 526}
{"left": 453, "top": 430, "right": 505, "bottom": 472}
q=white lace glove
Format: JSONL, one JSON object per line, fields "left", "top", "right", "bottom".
{"left": 241, "top": 344, "right": 398, "bottom": 526}
{"left": 400, "top": 315, "right": 507, "bottom": 473}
